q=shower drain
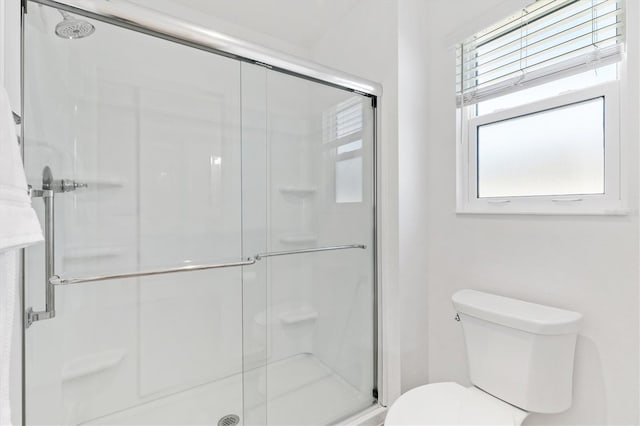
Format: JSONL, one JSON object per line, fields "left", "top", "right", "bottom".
{"left": 217, "top": 414, "right": 240, "bottom": 426}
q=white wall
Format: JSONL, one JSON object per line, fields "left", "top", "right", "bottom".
{"left": 398, "top": 1, "right": 640, "bottom": 425}
{"left": 129, "top": 0, "right": 311, "bottom": 59}
{"left": 397, "top": 0, "right": 432, "bottom": 392}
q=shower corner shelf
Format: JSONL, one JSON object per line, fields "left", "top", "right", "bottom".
{"left": 61, "top": 348, "right": 126, "bottom": 382}
{"left": 63, "top": 246, "right": 125, "bottom": 261}
{"left": 279, "top": 186, "right": 317, "bottom": 197}
{"left": 278, "top": 233, "right": 318, "bottom": 244}
{"left": 279, "top": 308, "right": 318, "bottom": 325}
{"left": 253, "top": 307, "right": 318, "bottom": 326}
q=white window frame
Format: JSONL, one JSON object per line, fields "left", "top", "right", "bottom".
{"left": 457, "top": 81, "right": 624, "bottom": 215}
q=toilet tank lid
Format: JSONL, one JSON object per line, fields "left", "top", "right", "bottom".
{"left": 452, "top": 290, "right": 582, "bottom": 335}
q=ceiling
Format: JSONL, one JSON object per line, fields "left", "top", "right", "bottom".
{"left": 128, "top": 0, "right": 361, "bottom": 49}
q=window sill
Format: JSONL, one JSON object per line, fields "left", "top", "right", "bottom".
{"left": 456, "top": 206, "right": 631, "bottom": 216}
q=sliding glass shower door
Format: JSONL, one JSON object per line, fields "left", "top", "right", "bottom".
{"left": 241, "top": 65, "right": 376, "bottom": 425}
{"left": 22, "top": 2, "right": 376, "bottom": 425}
{"left": 24, "top": 5, "right": 247, "bottom": 425}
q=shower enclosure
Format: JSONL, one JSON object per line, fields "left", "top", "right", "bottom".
{"left": 20, "top": 0, "right": 380, "bottom": 425}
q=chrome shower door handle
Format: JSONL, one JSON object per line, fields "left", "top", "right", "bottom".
{"left": 26, "top": 184, "right": 55, "bottom": 327}
{"left": 26, "top": 166, "right": 57, "bottom": 327}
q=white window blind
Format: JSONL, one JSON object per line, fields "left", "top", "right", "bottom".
{"left": 456, "top": 0, "right": 624, "bottom": 106}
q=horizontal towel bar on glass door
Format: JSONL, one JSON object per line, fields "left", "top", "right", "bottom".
{"left": 49, "top": 259, "right": 258, "bottom": 286}
{"left": 48, "top": 244, "right": 367, "bottom": 286}
{"left": 255, "top": 244, "right": 366, "bottom": 260}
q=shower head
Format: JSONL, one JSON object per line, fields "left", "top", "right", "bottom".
{"left": 55, "top": 10, "right": 95, "bottom": 39}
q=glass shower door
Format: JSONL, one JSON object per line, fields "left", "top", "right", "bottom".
{"left": 23, "top": 4, "right": 249, "bottom": 425}
{"left": 23, "top": 3, "right": 377, "bottom": 426}
{"left": 240, "top": 64, "right": 377, "bottom": 425}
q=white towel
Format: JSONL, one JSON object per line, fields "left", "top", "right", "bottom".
{"left": 0, "top": 87, "right": 43, "bottom": 426}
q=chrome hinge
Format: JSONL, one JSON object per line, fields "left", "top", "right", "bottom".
{"left": 26, "top": 308, "right": 54, "bottom": 328}
{"left": 28, "top": 186, "right": 53, "bottom": 199}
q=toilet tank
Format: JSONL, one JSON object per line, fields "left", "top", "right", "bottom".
{"left": 452, "top": 289, "right": 582, "bottom": 414}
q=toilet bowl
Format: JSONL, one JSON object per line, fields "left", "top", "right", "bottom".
{"left": 385, "top": 382, "right": 528, "bottom": 425}
{"left": 385, "top": 290, "right": 582, "bottom": 426}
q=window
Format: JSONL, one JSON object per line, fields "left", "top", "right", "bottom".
{"left": 456, "top": 0, "right": 625, "bottom": 214}
{"left": 477, "top": 98, "right": 604, "bottom": 198}
{"left": 324, "top": 98, "right": 364, "bottom": 203}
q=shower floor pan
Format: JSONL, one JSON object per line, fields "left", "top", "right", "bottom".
{"left": 82, "top": 353, "right": 374, "bottom": 426}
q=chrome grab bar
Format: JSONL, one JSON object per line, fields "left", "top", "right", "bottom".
{"left": 48, "top": 244, "right": 366, "bottom": 287}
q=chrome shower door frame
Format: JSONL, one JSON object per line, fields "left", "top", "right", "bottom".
{"left": 20, "top": 0, "right": 386, "bottom": 422}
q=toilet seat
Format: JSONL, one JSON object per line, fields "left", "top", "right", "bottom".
{"left": 385, "top": 382, "right": 529, "bottom": 425}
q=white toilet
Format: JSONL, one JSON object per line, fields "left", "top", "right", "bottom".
{"left": 386, "top": 289, "right": 582, "bottom": 425}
